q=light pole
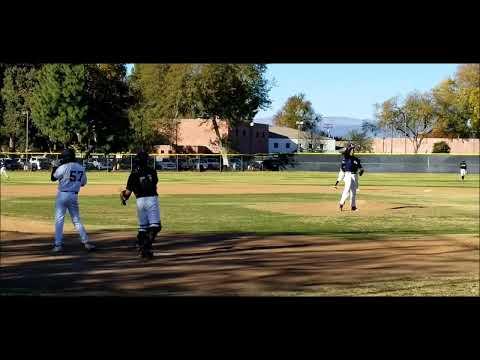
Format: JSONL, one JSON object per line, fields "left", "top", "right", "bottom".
{"left": 249, "top": 121, "right": 254, "bottom": 154}
{"left": 404, "top": 117, "right": 407, "bottom": 154}
{"left": 22, "top": 110, "right": 29, "bottom": 154}
{"left": 296, "top": 121, "right": 304, "bottom": 152}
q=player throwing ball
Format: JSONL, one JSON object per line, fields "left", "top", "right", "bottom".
{"left": 51, "top": 148, "right": 95, "bottom": 252}
{"left": 120, "top": 151, "right": 161, "bottom": 259}
{"left": 339, "top": 144, "right": 364, "bottom": 212}
{"left": 459, "top": 160, "right": 467, "bottom": 181}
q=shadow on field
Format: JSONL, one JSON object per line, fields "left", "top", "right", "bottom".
{"left": 1, "top": 230, "right": 478, "bottom": 296}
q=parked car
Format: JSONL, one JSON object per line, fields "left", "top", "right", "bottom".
{"left": 91, "top": 159, "right": 112, "bottom": 170}
{"left": 204, "top": 157, "right": 221, "bottom": 170}
{"left": 156, "top": 159, "right": 177, "bottom": 170}
{"left": 229, "top": 158, "right": 247, "bottom": 171}
{"left": 29, "top": 156, "right": 48, "bottom": 170}
{"left": 247, "top": 158, "right": 281, "bottom": 171}
{"left": 0, "top": 157, "right": 18, "bottom": 170}
{"left": 188, "top": 158, "right": 208, "bottom": 171}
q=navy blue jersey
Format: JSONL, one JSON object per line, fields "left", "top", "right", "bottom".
{"left": 343, "top": 156, "right": 362, "bottom": 173}
{"left": 340, "top": 158, "right": 346, "bottom": 172}
{"left": 460, "top": 162, "right": 467, "bottom": 169}
{"left": 127, "top": 166, "right": 158, "bottom": 198}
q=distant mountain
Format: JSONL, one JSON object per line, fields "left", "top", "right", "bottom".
{"left": 253, "top": 115, "right": 383, "bottom": 138}
{"left": 321, "top": 117, "right": 367, "bottom": 138}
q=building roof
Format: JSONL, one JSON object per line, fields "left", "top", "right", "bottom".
{"left": 269, "top": 126, "right": 332, "bottom": 140}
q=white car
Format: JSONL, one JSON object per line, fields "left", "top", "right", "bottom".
{"left": 156, "top": 160, "right": 177, "bottom": 170}
{"left": 91, "top": 159, "right": 111, "bottom": 170}
{"left": 29, "top": 157, "right": 46, "bottom": 170}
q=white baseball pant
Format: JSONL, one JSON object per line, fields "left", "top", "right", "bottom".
{"left": 136, "top": 196, "right": 161, "bottom": 232}
{"left": 54, "top": 192, "right": 89, "bottom": 246}
{"left": 339, "top": 172, "right": 358, "bottom": 208}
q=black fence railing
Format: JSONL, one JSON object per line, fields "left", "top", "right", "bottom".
{"left": 1, "top": 152, "right": 479, "bottom": 173}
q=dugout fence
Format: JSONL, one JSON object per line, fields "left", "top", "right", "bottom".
{"left": 1, "top": 152, "right": 479, "bottom": 173}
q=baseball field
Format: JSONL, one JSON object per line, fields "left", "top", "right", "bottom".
{"left": 1, "top": 171, "right": 479, "bottom": 296}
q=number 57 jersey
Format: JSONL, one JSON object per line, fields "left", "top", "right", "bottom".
{"left": 53, "top": 162, "right": 87, "bottom": 192}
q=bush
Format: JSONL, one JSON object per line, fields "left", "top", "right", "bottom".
{"left": 432, "top": 141, "right": 451, "bottom": 153}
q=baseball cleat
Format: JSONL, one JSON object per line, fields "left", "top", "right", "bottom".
{"left": 52, "top": 245, "right": 63, "bottom": 253}
{"left": 339, "top": 204, "right": 344, "bottom": 211}
{"left": 84, "top": 242, "right": 96, "bottom": 251}
{"left": 140, "top": 249, "right": 154, "bottom": 260}
{"left": 351, "top": 207, "right": 358, "bottom": 211}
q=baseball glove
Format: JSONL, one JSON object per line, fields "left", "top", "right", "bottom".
{"left": 359, "top": 169, "right": 364, "bottom": 176}
{"left": 120, "top": 190, "right": 128, "bottom": 206}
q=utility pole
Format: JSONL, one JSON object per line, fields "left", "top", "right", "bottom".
{"left": 296, "top": 121, "right": 304, "bottom": 152}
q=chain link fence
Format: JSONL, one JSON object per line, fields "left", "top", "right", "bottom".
{"left": 1, "top": 152, "right": 478, "bottom": 173}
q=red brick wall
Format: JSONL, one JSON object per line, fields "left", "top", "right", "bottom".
{"left": 176, "top": 119, "right": 229, "bottom": 153}
{"left": 372, "top": 138, "right": 480, "bottom": 154}
{"left": 174, "top": 119, "right": 268, "bottom": 154}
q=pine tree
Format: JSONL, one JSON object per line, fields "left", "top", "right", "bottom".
{"left": 30, "top": 64, "right": 88, "bottom": 148}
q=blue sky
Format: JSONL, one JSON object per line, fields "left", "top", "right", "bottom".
{"left": 126, "top": 64, "right": 459, "bottom": 120}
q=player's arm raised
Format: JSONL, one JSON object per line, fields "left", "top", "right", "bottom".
{"left": 51, "top": 161, "right": 61, "bottom": 182}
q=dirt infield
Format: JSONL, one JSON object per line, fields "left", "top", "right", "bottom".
{"left": 2, "top": 183, "right": 477, "bottom": 198}
{"left": 244, "top": 200, "right": 431, "bottom": 216}
{"left": 1, "top": 230, "right": 478, "bottom": 295}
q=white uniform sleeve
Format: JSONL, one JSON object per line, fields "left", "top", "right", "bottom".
{"left": 53, "top": 165, "right": 65, "bottom": 180}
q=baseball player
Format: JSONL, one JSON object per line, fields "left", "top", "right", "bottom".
{"left": 459, "top": 160, "right": 467, "bottom": 181}
{"left": 339, "top": 144, "right": 364, "bottom": 211}
{"left": 334, "top": 153, "right": 361, "bottom": 192}
{"left": 120, "top": 151, "right": 161, "bottom": 259}
{"left": 0, "top": 159, "right": 9, "bottom": 179}
{"left": 50, "top": 148, "right": 95, "bottom": 252}
{"left": 334, "top": 158, "right": 346, "bottom": 189}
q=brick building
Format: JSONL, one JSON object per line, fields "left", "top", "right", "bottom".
{"left": 156, "top": 119, "right": 269, "bottom": 154}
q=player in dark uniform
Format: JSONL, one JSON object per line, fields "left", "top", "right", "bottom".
{"left": 459, "top": 161, "right": 467, "bottom": 181}
{"left": 334, "top": 158, "right": 346, "bottom": 188}
{"left": 120, "top": 151, "right": 161, "bottom": 259}
{"left": 339, "top": 144, "right": 364, "bottom": 211}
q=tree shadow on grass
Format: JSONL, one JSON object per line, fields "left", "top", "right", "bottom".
{"left": 1, "top": 230, "right": 478, "bottom": 296}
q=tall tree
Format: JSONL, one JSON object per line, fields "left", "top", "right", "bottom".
{"left": 0, "top": 65, "right": 38, "bottom": 151}
{"left": 189, "top": 64, "right": 271, "bottom": 162}
{"left": 432, "top": 64, "right": 479, "bottom": 138}
{"left": 375, "top": 91, "right": 438, "bottom": 153}
{"left": 30, "top": 64, "right": 88, "bottom": 149}
{"left": 127, "top": 64, "right": 173, "bottom": 149}
{"left": 346, "top": 130, "right": 374, "bottom": 153}
{"left": 273, "top": 93, "right": 321, "bottom": 131}
{"left": 85, "top": 64, "right": 133, "bottom": 152}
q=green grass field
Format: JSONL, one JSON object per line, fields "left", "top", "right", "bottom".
{"left": 1, "top": 171, "right": 479, "bottom": 235}
{"left": 1, "top": 171, "right": 479, "bottom": 296}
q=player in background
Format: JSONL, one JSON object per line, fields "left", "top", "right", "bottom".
{"left": 50, "top": 148, "right": 95, "bottom": 252}
{"left": 120, "top": 151, "right": 161, "bottom": 259}
{"left": 334, "top": 150, "right": 361, "bottom": 192}
{"left": 339, "top": 144, "right": 364, "bottom": 211}
{"left": 459, "top": 160, "right": 467, "bottom": 181}
{"left": 0, "top": 158, "right": 9, "bottom": 179}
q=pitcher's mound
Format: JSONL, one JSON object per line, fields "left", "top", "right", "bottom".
{"left": 245, "top": 200, "right": 428, "bottom": 216}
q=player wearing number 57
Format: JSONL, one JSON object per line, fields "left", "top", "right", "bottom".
{"left": 50, "top": 148, "right": 96, "bottom": 253}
